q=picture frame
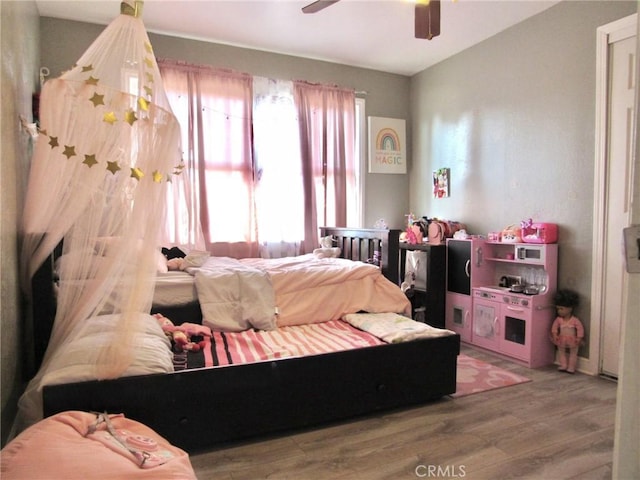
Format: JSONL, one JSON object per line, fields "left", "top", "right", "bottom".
{"left": 368, "top": 116, "right": 406, "bottom": 174}
{"left": 433, "top": 168, "right": 450, "bottom": 198}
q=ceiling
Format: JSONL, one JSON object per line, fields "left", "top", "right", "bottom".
{"left": 35, "top": 0, "right": 561, "bottom": 76}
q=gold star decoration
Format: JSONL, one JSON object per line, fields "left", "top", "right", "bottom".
{"left": 83, "top": 154, "right": 98, "bottom": 168}
{"left": 89, "top": 92, "right": 105, "bottom": 107}
{"left": 48, "top": 136, "right": 59, "bottom": 148}
{"left": 145, "top": 72, "right": 154, "bottom": 83}
{"left": 144, "top": 57, "right": 154, "bottom": 69}
{"left": 85, "top": 76, "right": 99, "bottom": 86}
{"left": 144, "top": 42, "right": 153, "bottom": 54}
{"left": 124, "top": 109, "right": 138, "bottom": 126}
{"left": 106, "top": 161, "right": 121, "bottom": 175}
{"left": 62, "top": 145, "right": 76, "bottom": 159}
{"left": 130, "top": 167, "right": 144, "bottom": 181}
{"left": 103, "top": 111, "right": 118, "bottom": 125}
{"left": 144, "top": 85, "right": 153, "bottom": 97}
{"left": 138, "top": 97, "right": 150, "bottom": 111}
{"left": 81, "top": 64, "right": 94, "bottom": 73}
{"left": 152, "top": 170, "right": 163, "bottom": 183}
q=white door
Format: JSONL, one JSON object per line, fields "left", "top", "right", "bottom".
{"left": 595, "top": 16, "right": 636, "bottom": 378}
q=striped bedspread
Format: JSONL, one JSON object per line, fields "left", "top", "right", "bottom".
{"left": 187, "top": 320, "right": 385, "bottom": 369}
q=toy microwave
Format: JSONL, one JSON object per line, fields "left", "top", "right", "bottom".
{"left": 521, "top": 222, "right": 558, "bottom": 244}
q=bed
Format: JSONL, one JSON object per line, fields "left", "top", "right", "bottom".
{"left": 31, "top": 227, "right": 460, "bottom": 452}
{"left": 147, "top": 226, "right": 403, "bottom": 325}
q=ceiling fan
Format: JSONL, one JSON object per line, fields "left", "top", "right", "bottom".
{"left": 302, "top": 0, "right": 441, "bottom": 40}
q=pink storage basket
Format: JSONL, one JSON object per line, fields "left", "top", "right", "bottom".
{"left": 522, "top": 222, "right": 558, "bottom": 243}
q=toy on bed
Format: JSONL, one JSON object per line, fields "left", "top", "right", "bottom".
{"left": 165, "top": 249, "right": 210, "bottom": 271}
{"left": 154, "top": 314, "right": 210, "bottom": 352}
{"left": 313, "top": 235, "right": 341, "bottom": 258}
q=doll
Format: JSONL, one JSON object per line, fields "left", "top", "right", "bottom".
{"left": 550, "top": 289, "right": 584, "bottom": 373}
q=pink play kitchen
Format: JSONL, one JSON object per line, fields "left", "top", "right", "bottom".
{"left": 446, "top": 221, "right": 558, "bottom": 368}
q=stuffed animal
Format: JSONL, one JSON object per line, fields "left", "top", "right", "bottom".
{"left": 313, "top": 236, "right": 341, "bottom": 258}
{"left": 166, "top": 257, "right": 185, "bottom": 271}
{"left": 166, "top": 250, "right": 210, "bottom": 271}
{"left": 319, "top": 235, "right": 334, "bottom": 248}
{"left": 153, "top": 313, "right": 210, "bottom": 352}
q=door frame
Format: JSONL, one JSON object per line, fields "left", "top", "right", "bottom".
{"left": 590, "top": 13, "right": 637, "bottom": 376}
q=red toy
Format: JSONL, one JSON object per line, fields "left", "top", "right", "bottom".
{"left": 153, "top": 314, "right": 210, "bottom": 352}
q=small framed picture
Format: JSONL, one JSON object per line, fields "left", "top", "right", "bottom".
{"left": 433, "top": 168, "right": 450, "bottom": 198}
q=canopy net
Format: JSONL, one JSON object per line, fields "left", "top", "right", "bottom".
{"left": 17, "top": 1, "right": 183, "bottom": 428}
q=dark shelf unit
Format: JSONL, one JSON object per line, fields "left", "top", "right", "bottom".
{"left": 399, "top": 243, "right": 446, "bottom": 328}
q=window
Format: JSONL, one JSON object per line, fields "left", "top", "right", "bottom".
{"left": 159, "top": 61, "right": 360, "bottom": 255}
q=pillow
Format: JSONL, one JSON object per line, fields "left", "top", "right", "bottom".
{"left": 54, "top": 247, "right": 98, "bottom": 273}
{"left": 40, "top": 313, "right": 174, "bottom": 387}
{"left": 182, "top": 250, "right": 210, "bottom": 269}
{"left": 313, "top": 247, "right": 341, "bottom": 258}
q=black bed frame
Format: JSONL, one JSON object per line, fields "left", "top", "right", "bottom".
{"left": 37, "top": 227, "right": 460, "bottom": 452}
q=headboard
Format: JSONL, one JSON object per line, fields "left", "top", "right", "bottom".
{"left": 29, "top": 242, "right": 62, "bottom": 377}
{"left": 319, "top": 227, "right": 401, "bottom": 285}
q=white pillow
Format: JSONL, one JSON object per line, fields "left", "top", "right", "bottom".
{"left": 40, "top": 313, "right": 173, "bottom": 387}
{"left": 182, "top": 250, "right": 210, "bottom": 269}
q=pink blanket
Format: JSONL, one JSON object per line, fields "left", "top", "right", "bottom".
{"left": 199, "top": 319, "right": 385, "bottom": 367}
{"left": 240, "top": 254, "right": 412, "bottom": 327}
{"left": 189, "top": 254, "right": 411, "bottom": 331}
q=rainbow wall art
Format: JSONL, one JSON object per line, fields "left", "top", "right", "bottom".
{"left": 368, "top": 117, "right": 406, "bottom": 174}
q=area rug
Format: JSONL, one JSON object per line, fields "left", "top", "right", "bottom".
{"left": 452, "top": 354, "right": 531, "bottom": 398}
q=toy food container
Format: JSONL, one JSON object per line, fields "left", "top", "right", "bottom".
{"left": 521, "top": 222, "right": 558, "bottom": 243}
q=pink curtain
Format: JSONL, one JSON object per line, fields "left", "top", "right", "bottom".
{"left": 294, "top": 81, "right": 356, "bottom": 252}
{"left": 159, "top": 60, "right": 259, "bottom": 258}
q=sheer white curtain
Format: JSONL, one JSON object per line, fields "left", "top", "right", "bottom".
{"left": 18, "top": 1, "right": 182, "bottom": 428}
{"left": 252, "top": 77, "right": 304, "bottom": 258}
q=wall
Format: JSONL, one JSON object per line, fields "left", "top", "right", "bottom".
{"left": 409, "top": 0, "right": 637, "bottom": 356}
{"left": 39, "top": 17, "right": 412, "bottom": 230}
{"left": 0, "top": 0, "right": 40, "bottom": 445}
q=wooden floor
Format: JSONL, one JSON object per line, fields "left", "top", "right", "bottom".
{"left": 189, "top": 345, "right": 618, "bottom": 480}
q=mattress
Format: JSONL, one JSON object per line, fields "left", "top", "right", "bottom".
{"left": 176, "top": 316, "right": 456, "bottom": 370}
{"left": 152, "top": 271, "right": 197, "bottom": 307}
{"left": 185, "top": 319, "right": 386, "bottom": 369}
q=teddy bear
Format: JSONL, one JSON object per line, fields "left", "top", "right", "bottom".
{"left": 153, "top": 313, "right": 210, "bottom": 353}
{"left": 313, "top": 236, "right": 341, "bottom": 258}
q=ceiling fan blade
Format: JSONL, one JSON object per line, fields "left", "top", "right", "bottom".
{"left": 302, "top": 0, "right": 340, "bottom": 14}
{"left": 415, "top": 0, "right": 441, "bottom": 40}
